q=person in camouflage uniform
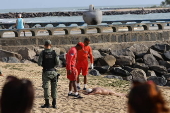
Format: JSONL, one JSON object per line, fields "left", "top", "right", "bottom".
{"left": 38, "top": 40, "right": 60, "bottom": 108}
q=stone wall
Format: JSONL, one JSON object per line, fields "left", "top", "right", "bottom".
{"left": 0, "top": 30, "right": 170, "bottom": 52}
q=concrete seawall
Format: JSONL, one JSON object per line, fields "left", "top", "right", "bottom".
{"left": 0, "top": 29, "right": 170, "bottom": 52}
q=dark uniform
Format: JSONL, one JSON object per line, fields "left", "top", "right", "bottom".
{"left": 38, "top": 40, "right": 60, "bottom": 108}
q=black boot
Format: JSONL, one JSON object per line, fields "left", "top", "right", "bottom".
{"left": 52, "top": 98, "right": 56, "bottom": 108}
{"left": 41, "top": 99, "right": 50, "bottom": 108}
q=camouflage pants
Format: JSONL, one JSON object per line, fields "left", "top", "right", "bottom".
{"left": 42, "top": 71, "right": 58, "bottom": 99}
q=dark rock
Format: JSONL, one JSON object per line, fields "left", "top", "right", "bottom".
{"left": 133, "top": 63, "right": 149, "bottom": 72}
{"left": 159, "top": 60, "right": 170, "bottom": 68}
{"left": 93, "top": 50, "right": 102, "bottom": 61}
{"left": 94, "top": 66, "right": 109, "bottom": 74}
{"left": 149, "top": 65, "right": 168, "bottom": 75}
{"left": 104, "top": 75, "right": 123, "bottom": 80}
{"left": 52, "top": 47, "right": 60, "bottom": 55}
{"left": 130, "top": 69, "right": 147, "bottom": 82}
{"left": 136, "top": 58, "right": 144, "bottom": 63}
{"left": 122, "top": 66, "right": 134, "bottom": 72}
{"left": 129, "top": 44, "right": 149, "bottom": 58}
{"left": 116, "top": 56, "right": 135, "bottom": 66}
{"left": 147, "top": 48, "right": 163, "bottom": 60}
{"left": 1, "top": 57, "right": 20, "bottom": 63}
{"left": 59, "top": 54, "right": 66, "bottom": 67}
{"left": 143, "top": 54, "right": 159, "bottom": 66}
{"left": 151, "top": 44, "right": 170, "bottom": 53}
{"left": 89, "top": 69, "right": 101, "bottom": 76}
{"left": 147, "top": 70, "right": 157, "bottom": 77}
{"left": 59, "top": 48, "right": 66, "bottom": 55}
{"left": 147, "top": 76, "right": 167, "bottom": 86}
{"left": 164, "top": 51, "right": 170, "bottom": 60}
{"left": 18, "top": 48, "right": 36, "bottom": 60}
{"left": 162, "top": 73, "right": 170, "bottom": 81}
{"left": 111, "top": 48, "right": 135, "bottom": 58}
{"left": 0, "top": 49, "right": 22, "bottom": 61}
{"left": 110, "top": 67, "right": 130, "bottom": 76}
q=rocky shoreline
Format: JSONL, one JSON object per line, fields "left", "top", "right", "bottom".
{"left": 0, "top": 8, "right": 170, "bottom": 19}
{"left": 1, "top": 42, "right": 170, "bottom": 86}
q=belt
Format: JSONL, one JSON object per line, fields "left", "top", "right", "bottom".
{"left": 43, "top": 68, "right": 56, "bottom": 72}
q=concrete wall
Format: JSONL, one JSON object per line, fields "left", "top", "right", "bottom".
{"left": 0, "top": 30, "right": 170, "bottom": 52}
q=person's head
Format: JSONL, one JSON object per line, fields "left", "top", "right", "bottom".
{"left": 18, "top": 14, "right": 22, "bottom": 18}
{"left": 128, "top": 80, "right": 169, "bottom": 113}
{"left": 84, "top": 38, "right": 90, "bottom": 46}
{"left": 0, "top": 76, "right": 34, "bottom": 113}
{"left": 44, "top": 40, "right": 52, "bottom": 49}
{"left": 75, "top": 42, "right": 84, "bottom": 51}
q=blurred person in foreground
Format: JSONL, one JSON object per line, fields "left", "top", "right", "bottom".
{"left": 38, "top": 40, "right": 60, "bottom": 108}
{"left": 128, "top": 80, "right": 169, "bottom": 113}
{"left": 76, "top": 38, "right": 94, "bottom": 90}
{"left": 66, "top": 42, "right": 84, "bottom": 98}
{"left": 0, "top": 76, "right": 34, "bottom": 113}
{"left": 16, "top": 14, "right": 25, "bottom": 36}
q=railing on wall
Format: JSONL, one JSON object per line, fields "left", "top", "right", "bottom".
{"left": 0, "top": 19, "right": 170, "bottom": 38}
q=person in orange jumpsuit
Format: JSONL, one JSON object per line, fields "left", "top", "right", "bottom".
{"left": 66, "top": 42, "right": 84, "bottom": 98}
{"left": 76, "top": 38, "right": 94, "bottom": 90}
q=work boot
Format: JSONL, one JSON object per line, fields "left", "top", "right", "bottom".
{"left": 52, "top": 98, "right": 56, "bottom": 108}
{"left": 41, "top": 99, "right": 50, "bottom": 108}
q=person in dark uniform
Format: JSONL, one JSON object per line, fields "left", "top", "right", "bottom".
{"left": 38, "top": 40, "right": 60, "bottom": 108}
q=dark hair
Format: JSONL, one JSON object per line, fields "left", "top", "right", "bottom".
{"left": 128, "top": 81, "right": 169, "bottom": 113}
{"left": 84, "top": 38, "right": 90, "bottom": 42}
{"left": 0, "top": 76, "right": 34, "bottom": 113}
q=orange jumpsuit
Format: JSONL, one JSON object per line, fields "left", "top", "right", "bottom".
{"left": 66, "top": 47, "right": 78, "bottom": 81}
{"left": 76, "top": 45, "right": 93, "bottom": 76}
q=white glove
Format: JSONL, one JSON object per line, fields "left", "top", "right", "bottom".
{"left": 91, "top": 63, "right": 94, "bottom": 69}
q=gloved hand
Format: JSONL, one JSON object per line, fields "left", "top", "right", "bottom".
{"left": 91, "top": 63, "right": 94, "bottom": 69}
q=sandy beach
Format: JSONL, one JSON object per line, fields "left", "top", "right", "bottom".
{"left": 0, "top": 62, "right": 170, "bottom": 113}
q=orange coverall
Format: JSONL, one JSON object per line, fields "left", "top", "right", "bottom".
{"left": 76, "top": 45, "right": 93, "bottom": 76}
{"left": 66, "top": 47, "right": 78, "bottom": 81}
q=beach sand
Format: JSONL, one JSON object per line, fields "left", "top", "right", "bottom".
{"left": 0, "top": 62, "right": 170, "bottom": 113}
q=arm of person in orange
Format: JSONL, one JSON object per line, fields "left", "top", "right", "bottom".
{"left": 66, "top": 49, "right": 76, "bottom": 74}
{"left": 88, "top": 46, "right": 94, "bottom": 69}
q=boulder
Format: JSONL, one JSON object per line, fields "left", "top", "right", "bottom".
{"left": 59, "top": 48, "right": 66, "bottom": 54}
{"left": 111, "top": 48, "right": 135, "bottom": 58}
{"left": 1, "top": 57, "right": 20, "bottom": 63}
{"left": 130, "top": 69, "right": 147, "bottom": 82}
{"left": 149, "top": 65, "right": 168, "bottom": 75}
{"left": 122, "top": 66, "right": 134, "bottom": 72}
{"left": 162, "top": 73, "right": 170, "bottom": 81}
{"left": 0, "top": 49, "right": 22, "bottom": 61}
{"left": 93, "top": 50, "right": 102, "bottom": 61}
{"left": 147, "top": 48, "right": 163, "bottom": 60}
{"left": 128, "top": 44, "right": 149, "bottom": 58}
{"left": 89, "top": 69, "right": 101, "bottom": 76}
{"left": 104, "top": 75, "right": 123, "bottom": 80}
{"left": 95, "top": 55, "right": 116, "bottom": 67}
{"left": 52, "top": 47, "right": 60, "bottom": 55}
{"left": 110, "top": 67, "right": 130, "bottom": 76}
{"left": 136, "top": 58, "right": 144, "bottom": 63}
{"left": 164, "top": 51, "right": 170, "bottom": 60}
{"left": 21, "top": 60, "right": 33, "bottom": 63}
{"left": 151, "top": 44, "right": 170, "bottom": 53}
{"left": 18, "top": 48, "right": 36, "bottom": 60}
{"left": 147, "top": 70, "right": 157, "bottom": 77}
{"left": 59, "top": 54, "right": 66, "bottom": 67}
{"left": 133, "top": 63, "right": 149, "bottom": 72}
{"left": 147, "top": 76, "right": 167, "bottom": 86}
{"left": 94, "top": 66, "right": 109, "bottom": 74}
{"left": 116, "top": 56, "right": 135, "bottom": 66}
{"left": 34, "top": 48, "right": 44, "bottom": 56}
{"left": 32, "top": 56, "right": 39, "bottom": 63}
{"left": 143, "top": 54, "right": 159, "bottom": 66}
{"left": 159, "top": 60, "right": 170, "bottom": 68}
